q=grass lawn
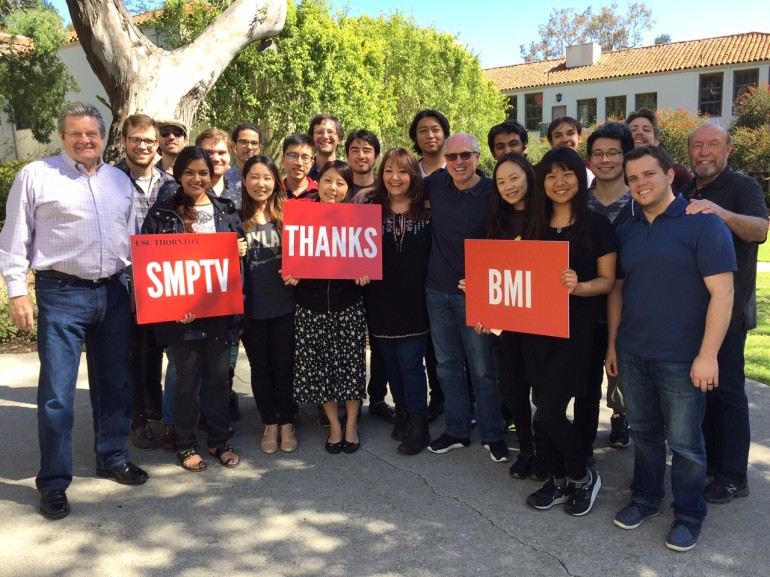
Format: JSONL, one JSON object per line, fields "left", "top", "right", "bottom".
{"left": 758, "top": 241, "right": 770, "bottom": 263}
{"left": 746, "top": 271, "right": 769, "bottom": 385}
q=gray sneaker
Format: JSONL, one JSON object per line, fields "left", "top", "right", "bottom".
{"left": 565, "top": 468, "right": 601, "bottom": 516}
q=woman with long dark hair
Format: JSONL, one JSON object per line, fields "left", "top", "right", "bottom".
{"left": 364, "top": 148, "right": 432, "bottom": 454}
{"left": 521, "top": 147, "right": 616, "bottom": 516}
{"left": 239, "top": 155, "right": 297, "bottom": 454}
{"left": 142, "top": 146, "right": 246, "bottom": 472}
{"left": 285, "top": 161, "right": 369, "bottom": 454}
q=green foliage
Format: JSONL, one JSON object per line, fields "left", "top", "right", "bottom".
{"left": 731, "top": 83, "right": 770, "bottom": 130}
{"left": 746, "top": 272, "right": 770, "bottom": 385}
{"left": 657, "top": 107, "right": 707, "bottom": 165}
{"left": 520, "top": 2, "right": 653, "bottom": 62}
{"left": 153, "top": 0, "right": 506, "bottom": 169}
{"left": 0, "top": 280, "right": 37, "bottom": 344}
{"left": 0, "top": 159, "right": 28, "bottom": 226}
{"left": 0, "top": 1, "right": 78, "bottom": 143}
{"left": 654, "top": 34, "right": 672, "bottom": 45}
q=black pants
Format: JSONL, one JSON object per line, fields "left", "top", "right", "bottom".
{"left": 536, "top": 392, "right": 587, "bottom": 480}
{"left": 241, "top": 313, "right": 296, "bottom": 425}
{"left": 367, "top": 331, "right": 389, "bottom": 403}
{"left": 168, "top": 336, "right": 230, "bottom": 452}
{"left": 128, "top": 319, "right": 164, "bottom": 425}
{"left": 573, "top": 322, "right": 607, "bottom": 459}
{"left": 494, "top": 332, "right": 534, "bottom": 454}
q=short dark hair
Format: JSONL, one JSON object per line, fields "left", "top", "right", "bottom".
{"left": 623, "top": 145, "right": 673, "bottom": 173}
{"left": 487, "top": 121, "right": 528, "bottom": 155}
{"left": 546, "top": 117, "right": 581, "bottom": 145}
{"left": 308, "top": 114, "right": 344, "bottom": 142}
{"left": 408, "top": 109, "right": 450, "bottom": 155}
{"left": 121, "top": 113, "right": 158, "bottom": 139}
{"left": 344, "top": 129, "right": 381, "bottom": 157}
{"left": 231, "top": 122, "right": 263, "bottom": 144}
{"left": 586, "top": 122, "right": 634, "bottom": 156}
{"left": 282, "top": 133, "right": 315, "bottom": 154}
{"left": 625, "top": 108, "right": 660, "bottom": 141}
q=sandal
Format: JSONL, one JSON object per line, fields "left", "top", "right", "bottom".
{"left": 209, "top": 444, "right": 241, "bottom": 468}
{"left": 177, "top": 448, "right": 207, "bottom": 472}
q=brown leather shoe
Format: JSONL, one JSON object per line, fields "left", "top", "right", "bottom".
{"left": 280, "top": 424, "right": 298, "bottom": 453}
{"left": 161, "top": 424, "right": 177, "bottom": 452}
{"left": 261, "top": 424, "right": 278, "bottom": 454}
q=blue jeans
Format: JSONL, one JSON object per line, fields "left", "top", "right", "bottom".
{"left": 703, "top": 330, "right": 750, "bottom": 484}
{"left": 377, "top": 334, "right": 428, "bottom": 416}
{"left": 35, "top": 275, "right": 132, "bottom": 493}
{"left": 619, "top": 349, "right": 708, "bottom": 523}
{"left": 425, "top": 288, "right": 504, "bottom": 441}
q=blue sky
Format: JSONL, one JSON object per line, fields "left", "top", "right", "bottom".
{"left": 49, "top": 0, "right": 770, "bottom": 69}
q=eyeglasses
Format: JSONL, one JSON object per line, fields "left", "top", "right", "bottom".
{"left": 160, "top": 128, "right": 185, "bottom": 138}
{"left": 65, "top": 131, "right": 102, "bottom": 141}
{"left": 590, "top": 150, "right": 624, "bottom": 160}
{"left": 284, "top": 152, "right": 313, "bottom": 164}
{"left": 444, "top": 151, "right": 478, "bottom": 162}
{"left": 127, "top": 136, "right": 157, "bottom": 147}
{"left": 237, "top": 139, "right": 260, "bottom": 147}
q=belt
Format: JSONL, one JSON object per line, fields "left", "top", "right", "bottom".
{"left": 35, "top": 269, "right": 124, "bottom": 286}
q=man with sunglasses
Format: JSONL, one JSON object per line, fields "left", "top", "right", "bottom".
{"left": 155, "top": 119, "right": 189, "bottom": 176}
{"left": 424, "top": 133, "right": 509, "bottom": 463}
{"left": 115, "top": 114, "right": 174, "bottom": 451}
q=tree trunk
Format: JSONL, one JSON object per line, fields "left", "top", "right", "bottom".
{"left": 65, "top": 0, "right": 287, "bottom": 161}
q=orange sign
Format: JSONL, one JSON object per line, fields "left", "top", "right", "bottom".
{"left": 282, "top": 201, "right": 382, "bottom": 279}
{"left": 465, "top": 239, "right": 569, "bottom": 338}
{"left": 130, "top": 233, "right": 244, "bottom": 324}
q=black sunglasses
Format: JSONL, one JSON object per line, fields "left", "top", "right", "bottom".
{"left": 160, "top": 128, "right": 185, "bottom": 138}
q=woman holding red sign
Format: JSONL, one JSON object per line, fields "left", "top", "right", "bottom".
{"left": 520, "top": 147, "right": 616, "bottom": 516}
{"left": 363, "top": 148, "right": 433, "bottom": 454}
{"left": 142, "top": 146, "right": 247, "bottom": 473}
{"left": 239, "top": 155, "right": 298, "bottom": 454}
{"left": 284, "top": 161, "right": 369, "bottom": 454}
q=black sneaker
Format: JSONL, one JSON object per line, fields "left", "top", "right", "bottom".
{"left": 526, "top": 477, "right": 569, "bottom": 510}
{"left": 609, "top": 413, "right": 630, "bottom": 448}
{"left": 508, "top": 452, "right": 534, "bottom": 479}
{"left": 427, "top": 433, "right": 471, "bottom": 454}
{"left": 613, "top": 501, "right": 660, "bottom": 529}
{"left": 529, "top": 455, "right": 548, "bottom": 481}
{"left": 704, "top": 479, "right": 750, "bottom": 504}
{"left": 565, "top": 468, "right": 602, "bottom": 516}
{"left": 482, "top": 440, "right": 511, "bottom": 462}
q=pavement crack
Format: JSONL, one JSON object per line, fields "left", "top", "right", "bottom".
{"left": 364, "top": 448, "right": 582, "bottom": 577}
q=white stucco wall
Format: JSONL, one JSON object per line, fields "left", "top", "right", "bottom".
{"left": 506, "top": 63, "right": 770, "bottom": 132}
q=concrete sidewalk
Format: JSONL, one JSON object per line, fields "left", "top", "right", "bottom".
{"left": 1, "top": 350, "right": 768, "bottom": 577}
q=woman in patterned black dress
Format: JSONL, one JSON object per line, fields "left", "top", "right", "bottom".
{"left": 284, "top": 161, "right": 370, "bottom": 454}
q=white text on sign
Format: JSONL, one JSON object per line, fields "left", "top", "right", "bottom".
{"left": 146, "top": 259, "right": 230, "bottom": 298}
{"left": 283, "top": 225, "right": 378, "bottom": 258}
{"left": 489, "top": 269, "right": 532, "bottom": 308}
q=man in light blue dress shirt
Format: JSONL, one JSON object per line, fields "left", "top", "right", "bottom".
{"left": 0, "top": 102, "right": 149, "bottom": 520}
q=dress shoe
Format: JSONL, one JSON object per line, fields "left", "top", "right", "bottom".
{"left": 343, "top": 438, "right": 361, "bottom": 454}
{"left": 325, "top": 437, "right": 344, "bottom": 454}
{"left": 368, "top": 401, "right": 396, "bottom": 423}
{"left": 261, "top": 424, "right": 278, "bottom": 454}
{"left": 161, "top": 424, "right": 177, "bottom": 452}
{"left": 280, "top": 423, "right": 298, "bottom": 453}
{"left": 131, "top": 424, "right": 156, "bottom": 451}
{"left": 40, "top": 490, "right": 70, "bottom": 520}
{"left": 96, "top": 461, "right": 149, "bottom": 485}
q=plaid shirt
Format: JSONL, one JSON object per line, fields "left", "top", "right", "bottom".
{"left": 115, "top": 159, "right": 175, "bottom": 229}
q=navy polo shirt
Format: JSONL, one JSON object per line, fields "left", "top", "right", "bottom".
{"left": 425, "top": 169, "right": 491, "bottom": 295}
{"left": 616, "top": 195, "right": 736, "bottom": 362}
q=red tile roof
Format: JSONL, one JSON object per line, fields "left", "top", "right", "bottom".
{"left": 485, "top": 32, "right": 770, "bottom": 92}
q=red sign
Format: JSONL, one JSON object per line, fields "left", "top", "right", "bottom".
{"left": 465, "top": 239, "right": 569, "bottom": 338}
{"left": 130, "top": 233, "right": 243, "bottom": 324}
{"left": 282, "top": 202, "right": 382, "bottom": 280}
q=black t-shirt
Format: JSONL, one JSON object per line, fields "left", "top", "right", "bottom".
{"left": 244, "top": 222, "right": 294, "bottom": 319}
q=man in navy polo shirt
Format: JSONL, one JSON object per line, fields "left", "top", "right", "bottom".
{"left": 682, "top": 123, "right": 769, "bottom": 505}
{"left": 606, "top": 145, "right": 735, "bottom": 552}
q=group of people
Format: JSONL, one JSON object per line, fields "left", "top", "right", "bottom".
{"left": 0, "top": 102, "right": 766, "bottom": 554}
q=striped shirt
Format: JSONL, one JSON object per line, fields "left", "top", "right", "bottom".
{"left": 0, "top": 153, "right": 136, "bottom": 297}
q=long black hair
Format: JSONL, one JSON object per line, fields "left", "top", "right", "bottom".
{"left": 240, "top": 155, "right": 287, "bottom": 232}
{"left": 525, "top": 147, "right": 591, "bottom": 249}
{"left": 317, "top": 160, "right": 355, "bottom": 203}
{"left": 171, "top": 146, "right": 214, "bottom": 233}
{"left": 487, "top": 153, "right": 534, "bottom": 240}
